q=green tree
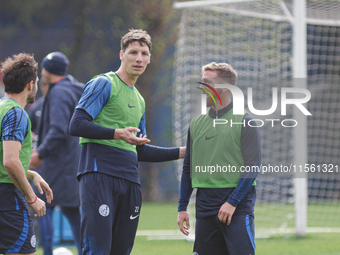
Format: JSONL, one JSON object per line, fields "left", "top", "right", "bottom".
{"left": 0, "top": 0, "right": 180, "bottom": 201}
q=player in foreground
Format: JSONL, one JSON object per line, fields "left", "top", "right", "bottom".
{"left": 177, "top": 62, "right": 261, "bottom": 255}
{"left": 69, "top": 29, "right": 185, "bottom": 255}
{"left": 0, "top": 53, "right": 53, "bottom": 254}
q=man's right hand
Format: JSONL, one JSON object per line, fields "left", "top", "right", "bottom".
{"left": 28, "top": 197, "right": 46, "bottom": 218}
{"left": 114, "top": 127, "right": 151, "bottom": 145}
{"left": 177, "top": 211, "right": 190, "bottom": 235}
{"left": 29, "top": 148, "right": 43, "bottom": 169}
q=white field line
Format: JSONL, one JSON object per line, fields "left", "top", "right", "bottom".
{"left": 137, "top": 228, "right": 340, "bottom": 240}
{"left": 137, "top": 229, "right": 183, "bottom": 236}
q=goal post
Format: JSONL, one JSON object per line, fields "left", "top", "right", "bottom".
{"left": 292, "top": 0, "right": 308, "bottom": 237}
{"left": 172, "top": 0, "right": 340, "bottom": 238}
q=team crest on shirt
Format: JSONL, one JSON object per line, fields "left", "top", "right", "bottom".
{"left": 99, "top": 204, "right": 110, "bottom": 217}
{"left": 193, "top": 252, "right": 199, "bottom": 255}
{"left": 30, "top": 235, "right": 36, "bottom": 248}
{"left": 35, "top": 110, "right": 42, "bottom": 117}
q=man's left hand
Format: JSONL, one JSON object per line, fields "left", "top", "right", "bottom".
{"left": 28, "top": 170, "right": 53, "bottom": 204}
{"left": 218, "top": 201, "right": 236, "bottom": 225}
{"left": 29, "top": 148, "right": 43, "bottom": 169}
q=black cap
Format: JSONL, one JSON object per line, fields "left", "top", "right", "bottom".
{"left": 41, "top": 52, "right": 70, "bottom": 76}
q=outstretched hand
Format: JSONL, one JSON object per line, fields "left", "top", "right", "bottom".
{"left": 115, "top": 127, "right": 151, "bottom": 145}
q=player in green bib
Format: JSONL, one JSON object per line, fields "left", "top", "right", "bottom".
{"left": 70, "top": 29, "right": 185, "bottom": 255}
{"left": 177, "top": 62, "right": 261, "bottom": 255}
{"left": 0, "top": 53, "right": 53, "bottom": 255}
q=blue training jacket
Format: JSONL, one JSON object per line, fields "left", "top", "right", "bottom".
{"left": 36, "top": 75, "right": 83, "bottom": 207}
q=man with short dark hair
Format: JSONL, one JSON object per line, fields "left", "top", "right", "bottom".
{"left": 70, "top": 29, "right": 185, "bottom": 255}
{"left": 177, "top": 62, "right": 261, "bottom": 255}
{"left": 0, "top": 53, "right": 53, "bottom": 255}
{"left": 29, "top": 52, "right": 83, "bottom": 255}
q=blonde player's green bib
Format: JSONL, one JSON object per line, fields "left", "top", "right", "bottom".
{"left": 190, "top": 109, "right": 255, "bottom": 188}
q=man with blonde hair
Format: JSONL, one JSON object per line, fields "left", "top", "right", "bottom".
{"left": 70, "top": 29, "right": 185, "bottom": 255}
{"left": 177, "top": 62, "right": 261, "bottom": 255}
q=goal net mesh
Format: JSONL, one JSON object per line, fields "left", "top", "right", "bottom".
{"left": 172, "top": 0, "right": 340, "bottom": 235}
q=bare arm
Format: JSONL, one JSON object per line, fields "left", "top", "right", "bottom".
{"left": 179, "top": 147, "right": 186, "bottom": 159}
{"left": 27, "top": 170, "right": 53, "bottom": 204}
{"left": 3, "top": 141, "right": 46, "bottom": 217}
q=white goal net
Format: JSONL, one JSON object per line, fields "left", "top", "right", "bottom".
{"left": 172, "top": 0, "right": 340, "bottom": 236}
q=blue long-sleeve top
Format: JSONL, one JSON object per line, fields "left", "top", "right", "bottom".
{"left": 35, "top": 75, "right": 83, "bottom": 207}
{"left": 178, "top": 102, "right": 261, "bottom": 218}
{"left": 69, "top": 109, "right": 180, "bottom": 162}
{"left": 69, "top": 75, "right": 180, "bottom": 184}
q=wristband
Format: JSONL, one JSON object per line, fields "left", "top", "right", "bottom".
{"left": 27, "top": 195, "right": 38, "bottom": 204}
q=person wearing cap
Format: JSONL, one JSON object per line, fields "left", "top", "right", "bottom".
{"left": 29, "top": 52, "right": 83, "bottom": 255}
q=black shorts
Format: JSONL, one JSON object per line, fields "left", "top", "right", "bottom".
{"left": 79, "top": 173, "right": 142, "bottom": 255}
{"left": 194, "top": 214, "right": 255, "bottom": 255}
{"left": 0, "top": 210, "right": 36, "bottom": 254}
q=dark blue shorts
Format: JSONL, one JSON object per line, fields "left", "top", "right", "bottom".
{"left": 194, "top": 214, "right": 255, "bottom": 255}
{"left": 79, "top": 173, "right": 142, "bottom": 255}
{"left": 0, "top": 210, "right": 36, "bottom": 254}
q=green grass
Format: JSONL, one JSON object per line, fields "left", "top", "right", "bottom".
{"left": 256, "top": 233, "right": 340, "bottom": 255}
{"left": 255, "top": 202, "right": 340, "bottom": 229}
{"left": 132, "top": 237, "right": 193, "bottom": 255}
{"left": 35, "top": 202, "right": 340, "bottom": 255}
{"left": 131, "top": 233, "right": 340, "bottom": 255}
{"left": 138, "top": 202, "right": 340, "bottom": 231}
{"left": 36, "top": 246, "right": 78, "bottom": 255}
{"left": 138, "top": 202, "right": 180, "bottom": 230}
{"left": 135, "top": 202, "right": 340, "bottom": 255}
{"left": 37, "top": 234, "right": 340, "bottom": 255}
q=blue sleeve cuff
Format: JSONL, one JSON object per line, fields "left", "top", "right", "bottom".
{"left": 178, "top": 170, "right": 193, "bottom": 212}
{"left": 178, "top": 204, "right": 188, "bottom": 212}
{"left": 137, "top": 145, "right": 179, "bottom": 162}
{"left": 226, "top": 196, "right": 239, "bottom": 207}
{"left": 227, "top": 174, "right": 257, "bottom": 207}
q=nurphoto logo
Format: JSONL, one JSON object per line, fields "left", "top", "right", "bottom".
{"left": 199, "top": 84, "right": 312, "bottom": 128}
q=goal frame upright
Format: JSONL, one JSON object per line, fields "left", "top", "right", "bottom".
{"left": 173, "top": 0, "right": 308, "bottom": 237}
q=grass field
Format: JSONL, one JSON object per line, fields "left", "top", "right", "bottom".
{"left": 36, "top": 202, "right": 340, "bottom": 255}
